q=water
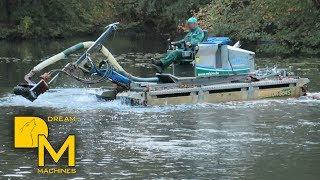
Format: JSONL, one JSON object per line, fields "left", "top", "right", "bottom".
{"left": 0, "top": 34, "right": 319, "bottom": 179}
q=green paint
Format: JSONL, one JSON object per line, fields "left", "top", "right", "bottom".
{"left": 280, "top": 88, "right": 292, "bottom": 96}
{"left": 266, "top": 88, "right": 293, "bottom": 98}
{"left": 195, "top": 67, "right": 250, "bottom": 77}
{"left": 62, "top": 43, "right": 85, "bottom": 56}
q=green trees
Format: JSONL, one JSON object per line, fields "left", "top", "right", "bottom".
{"left": 0, "top": 0, "right": 209, "bottom": 38}
{"left": 0, "top": 0, "right": 115, "bottom": 38}
{"left": 196, "top": 0, "right": 320, "bottom": 56}
{"left": 0, "top": 0, "right": 319, "bottom": 56}
{"left": 114, "top": 0, "right": 210, "bottom": 32}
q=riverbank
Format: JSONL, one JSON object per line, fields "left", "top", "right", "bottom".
{"left": 1, "top": 0, "right": 319, "bottom": 57}
{"left": 0, "top": 0, "right": 208, "bottom": 39}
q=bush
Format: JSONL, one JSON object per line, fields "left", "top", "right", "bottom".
{"left": 114, "top": 0, "right": 211, "bottom": 33}
{"left": 0, "top": 0, "right": 116, "bottom": 38}
{"left": 196, "top": 0, "right": 320, "bottom": 56}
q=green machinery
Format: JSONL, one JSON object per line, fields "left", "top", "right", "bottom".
{"left": 13, "top": 22, "right": 309, "bottom": 106}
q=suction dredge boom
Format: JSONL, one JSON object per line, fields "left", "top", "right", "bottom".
{"left": 13, "top": 22, "right": 156, "bottom": 101}
{"left": 13, "top": 22, "right": 310, "bottom": 105}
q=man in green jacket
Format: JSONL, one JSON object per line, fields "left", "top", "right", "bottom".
{"left": 152, "top": 17, "right": 204, "bottom": 72}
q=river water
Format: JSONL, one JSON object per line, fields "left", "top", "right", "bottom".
{"left": 0, "top": 34, "right": 319, "bottom": 179}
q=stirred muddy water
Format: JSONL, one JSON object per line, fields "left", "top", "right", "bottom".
{"left": 0, "top": 34, "right": 319, "bottom": 179}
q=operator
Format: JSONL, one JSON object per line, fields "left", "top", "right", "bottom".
{"left": 151, "top": 17, "right": 204, "bottom": 72}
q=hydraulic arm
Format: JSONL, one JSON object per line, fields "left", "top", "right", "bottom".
{"left": 13, "top": 22, "right": 158, "bottom": 101}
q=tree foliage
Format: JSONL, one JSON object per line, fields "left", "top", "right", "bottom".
{"left": 196, "top": 0, "right": 320, "bottom": 56}
{"left": 0, "top": 0, "right": 209, "bottom": 38}
{"left": 114, "top": 0, "right": 210, "bottom": 32}
{"left": 0, "top": 0, "right": 319, "bottom": 56}
{"left": 0, "top": 0, "right": 115, "bottom": 38}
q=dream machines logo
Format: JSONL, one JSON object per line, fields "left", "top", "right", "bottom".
{"left": 14, "top": 117, "right": 76, "bottom": 174}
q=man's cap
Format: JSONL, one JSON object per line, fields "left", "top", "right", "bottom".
{"left": 187, "top": 17, "right": 198, "bottom": 24}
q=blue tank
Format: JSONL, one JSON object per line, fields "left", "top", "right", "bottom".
{"left": 202, "top": 37, "right": 231, "bottom": 45}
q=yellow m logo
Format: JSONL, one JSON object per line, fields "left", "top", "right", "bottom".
{"left": 38, "top": 135, "right": 75, "bottom": 167}
{"left": 14, "top": 117, "right": 76, "bottom": 167}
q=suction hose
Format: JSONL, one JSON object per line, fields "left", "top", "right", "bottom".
{"left": 98, "top": 43, "right": 158, "bottom": 82}
{"left": 24, "top": 41, "right": 158, "bottom": 84}
{"left": 24, "top": 42, "right": 93, "bottom": 84}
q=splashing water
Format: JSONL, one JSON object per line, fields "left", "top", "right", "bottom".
{"left": 0, "top": 88, "right": 319, "bottom": 114}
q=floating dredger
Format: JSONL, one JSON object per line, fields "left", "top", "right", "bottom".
{"left": 13, "top": 22, "right": 309, "bottom": 106}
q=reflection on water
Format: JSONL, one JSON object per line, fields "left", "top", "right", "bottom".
{"left": 0, "top": 32, "right": 166, "bottom": 60}
{"left": 0, "top": 34, "right": 319, "bottom": 179}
